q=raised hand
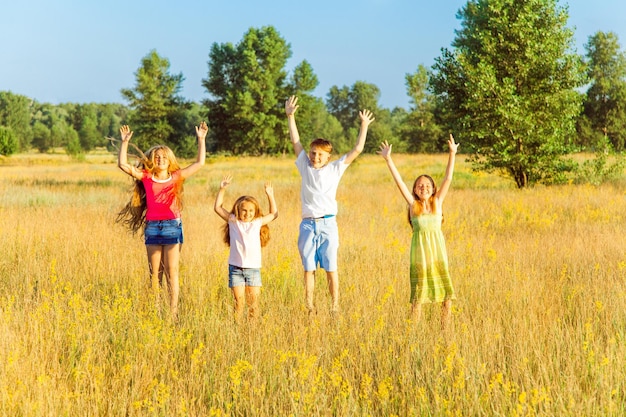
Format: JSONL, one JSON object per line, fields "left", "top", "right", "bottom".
{"left": 264, "top": 181, "right": 274, "bottom": 197}
{"left": 220, "top": 174, "right": 233, "bottom": 189}
{"left": 120, "top": 125, "right": 133, "bottom": 142}
{"left": 448, "top": 133, "right": 459, "bottom": 154}
{"left": 285, "top": 96, "right": 299, "bottom": 116}
{"left": 196, "top": 121, "right": 208, "bottom": 140}
{"left": 359, "top": 109, "right": 375, "bottom": 126}
{"left": 378, "top": 140, "right": 393, "bottom": 160}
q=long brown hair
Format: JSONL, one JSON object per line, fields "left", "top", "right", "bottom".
{"left": 407, "top": 174, "right": 443, "bottom": 225}
{"left": 222, "top": 195, "right": 270, "bottom": 247}
{"left": 116, "top": 145, "right": 183, "bottom": 234}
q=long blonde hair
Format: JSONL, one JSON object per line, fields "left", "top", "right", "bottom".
{"left": 116, "top": 145, "right": 184, "bottom": 234}
{"left": 222, "top": 195, "right": 270, "bottom": 247}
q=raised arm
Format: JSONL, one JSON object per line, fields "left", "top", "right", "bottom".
{"left": 435, "top": 134, "right": 459, "bottom": 203}
{"left": 180, "top": 121, "right": 208, "bottom": 179}
{"left": 344, "top": 109, "right": 375, "bottom": 165}
{"left": 214, "top": 174, "right": 233, "bottom": 222}
{"left": 117, "top": 125, "right": 143, "bottom": 180}
{"left": 261, "top": 181, "right": 279, "bottom": 225}
{"left": 378, "top": 141, "right": 414, "bottom": 205}
{"left": 285, "top": 96, "right": 304, "bottom": 157}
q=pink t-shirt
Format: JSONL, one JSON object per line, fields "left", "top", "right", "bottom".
{"left": 228, "top": 217, "right": 263, "bottom": 268}
{"left": 142, "top": 170, "right": 182, "bottom": 221}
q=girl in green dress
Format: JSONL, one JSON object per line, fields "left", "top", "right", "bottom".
{"left": 379, "top": 135, "right": 459, "bottom": 328}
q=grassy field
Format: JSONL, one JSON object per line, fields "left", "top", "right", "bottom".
{"left": 0, "top": 150, "right": 625, "bottom": 416}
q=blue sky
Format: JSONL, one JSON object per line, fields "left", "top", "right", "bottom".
{"left": 1, "top": 0, "right": 625, "bottom": 109}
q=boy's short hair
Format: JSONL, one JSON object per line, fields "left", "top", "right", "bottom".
{"left": 310, "top": 138, "right": 333, "bottom": 153}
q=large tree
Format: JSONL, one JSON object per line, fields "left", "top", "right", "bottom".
{"left": 431, "top": 0, "right": 585, "bottom": 188}
{"left": 67, "top": 103, "right": 101, "bottom": 151}
{"left": 284, "top": 61, "right": 346, "bottom": 153}
{"left": 30, "top": 103, "right": 75, "bottom": 151}
{"left": 580, "top": 31, "right": 626, "bottom": 151}
{"left": 121, "top": 50, "right": 190, "bottom": 153}
{"left": 0, "top": 126, "right": 18, "bottom": 156}
{"left": 0, "top": 91, "right": 33, "bottom": 151}
{"left": 203, "top": 26, "right": 298, "bottom": 155}
{"left": 326, "top": 81, "right": 391, "bottom": 153}
{"left": 399, "top": 65, "right": 444, "bottom": 153}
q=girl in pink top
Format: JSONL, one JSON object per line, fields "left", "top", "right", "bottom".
{"left": 117, "top": 123, "right": 208, "bottom": 320}
{"left": 214, "top": 175, "right": 278, "bottom": 323}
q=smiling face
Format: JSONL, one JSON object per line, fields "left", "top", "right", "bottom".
{"left": 413, "top": 175, "right": 435, "bottom": 201}
{"left": 309, "top": 146, "right": 331, "bottom": 169}
{"left": 153, "top": 149, "right": 170, "bottom": 171}
{"left": 236, "top": 200, "right": 258, "bottom": 222}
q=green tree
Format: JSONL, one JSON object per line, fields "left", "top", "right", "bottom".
{"left": 30, "top": 103, "right": 71, "bottom": 151}
{"left": 291, "top": 60, "right": 318, "bottom": 92}
{"left": 65, "top": 127, "right": 83, "bottom": 160}
{"left": 0, "top": 126, "right": 18, "bottom": 155}
{"left": 31, "top": 121, "right": 52, "bottom": 153}
{"left": 121, "top": 50, "right": 190, "bottom": 152}
{"left": 581, "top": 31, "right": 626, "bottom": 151}
{"left": 203, "top": 26, "right": 294, "bottom": 155}
{"left": 400, "top": 65, "right": 444, "bottom": 153}
{"left": 173, "top": 102, "right": 208, "bottom": 158}
{"left": 0, "top": 91, "right": 33, "bottom": 151}
{"left": 431, "top": 0, "right": 585, "bottom": 188}
{"left": 51, "top": 119, "right": 77, "bottom": 150}
{"left": 284, "top": 61, "right": 346, "bottom": 153}
{"left": 326, "top": 81, "right": 391, "bottom": 153}
{"left": 68, "top": 104, "right": 101, "bottom": 151}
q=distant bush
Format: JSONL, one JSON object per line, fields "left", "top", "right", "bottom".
{"left": 0, "top": 126, "right": 18, "bottom": 156}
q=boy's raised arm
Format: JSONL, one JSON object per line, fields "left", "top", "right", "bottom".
{"left": 285, "top": 96, "right": 304, "bottom": 157}
{"left": 344, "top": 109, "right": 375, "bottom": 165}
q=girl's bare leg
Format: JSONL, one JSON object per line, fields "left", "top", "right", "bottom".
{"left": 146, "top": 245, "right": 164, "bottom": 302}
{"left": 246, "top": 286, "right": 261, "bottom": 320}
{"left": 162, "top": 244, "right": 181, "bottom": 320}
{"left": 231, "top": 286, "right": 246, "bottom": 323}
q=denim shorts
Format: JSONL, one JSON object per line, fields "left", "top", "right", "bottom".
{"left": 144, "top": 218, "right": 184, "bottom": 245}
{"left": 228, "top": 265, "right": 262, "bottom": 288}
{"left": 298, "top": 215, "right": 338, "bottom": 272}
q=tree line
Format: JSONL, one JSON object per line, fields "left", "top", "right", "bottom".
{"left": 1, "top": 0, "right": 625, "bottom": 188}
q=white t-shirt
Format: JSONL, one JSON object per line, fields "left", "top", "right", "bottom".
{"left": 228, "top": 217, "right": 263, "bottom": 268}
{"left": 295, "top": 150, "right": 349, "bottom": 219}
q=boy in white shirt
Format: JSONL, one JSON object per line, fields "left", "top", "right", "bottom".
{"left": 285, "top": 96, "right": 375, "bottom": 316}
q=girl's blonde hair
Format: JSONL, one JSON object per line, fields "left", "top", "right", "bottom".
{"left": 408, "top": 174, "right": 443, "bottom": 225}
{"left": 222, "top": 195, "right": 270, "bottom": 247}
{"left": 116, "top": 145, "right": 184, "bottom": 234}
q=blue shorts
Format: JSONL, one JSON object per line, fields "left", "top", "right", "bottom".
{"left": 144, "top": 219, "right": 184, "bottom": 245}
{"left": 228, "top": 265, "right": 262, "bottom": 288}
{"left": 298, "top": 216, "right": 338, "bottom": 272}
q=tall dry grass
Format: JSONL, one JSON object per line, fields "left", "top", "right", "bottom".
{"left": 0, "top": 152, "right": 625, "bottom": 416}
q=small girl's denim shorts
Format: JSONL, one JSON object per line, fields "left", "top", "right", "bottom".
{"left": 228, "top": 265, "right": 262, "bottom": 288}
{"left": 144, "top": 218, "right": 184, "bottom": 245}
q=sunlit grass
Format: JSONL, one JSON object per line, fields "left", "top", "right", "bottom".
{"left": 0, "top": 152, "right": 625, "bottom": 415}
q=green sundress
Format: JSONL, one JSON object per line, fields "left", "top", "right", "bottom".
{"left": 409, "top": 213, "right": 455, "bottom": 304}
